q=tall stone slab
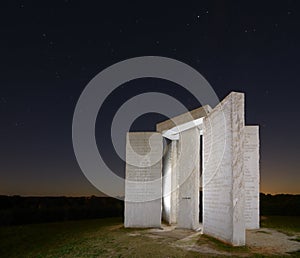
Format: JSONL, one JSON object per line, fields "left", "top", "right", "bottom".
{"left": 170, "top": 140, "right": 179, "bottom": 224}
{"left": 244, "top": 126, "right": 260, "bottom": 229}
{"left": 177, "top": 127, "right": 200, "bottom": 230}
{"left": 203, "top": 92, "right": 245, "bottom": 246}
{"left": 124, "top": 132, "right": 162, "bottom": 228}
{"left": 162, "top": 140, "right": 178, "bottom": 224}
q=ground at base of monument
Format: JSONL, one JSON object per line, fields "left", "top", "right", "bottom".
{"left": 1, "top": 216, "right": 299, "bottom": 257}
{"left": 142, "top": 222, "right": 300, "bottom": 257}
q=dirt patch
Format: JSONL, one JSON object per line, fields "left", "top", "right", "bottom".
{"left": 133, "top": 224, "right": 300, "bottom": 256}
{"left": 247, "top": 228, "right": 300, "bottom": 255}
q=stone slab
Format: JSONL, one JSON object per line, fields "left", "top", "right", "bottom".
{"left": 162, "top": 140, "right": 178, "bottom": 224}
{"left": 244, "top": 126, "right": 260, "bottom": 229}
{"left": 156, "top": 105, "right": 212, "bottom": 133}
{"left": 170, "top": 140, "right": 179, "bottom": 224}
{"left": 162, "top": 141, "right": 172, "bottom": 224}
{"left": 177, "top": 127, "right": 200, "bottom": 230}
{"left": 202, "top": 92, "right": 245, "bottom": 246}
{"left": 124, "top": 132, "right": 162, "bottom": 228}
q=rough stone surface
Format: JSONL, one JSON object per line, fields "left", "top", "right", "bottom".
{"left": 170, "top": 140, "right": 179, "bottom": 224}
{"left": 244, "top": 126, "right": 260, "bottom": 229}
{"left": 162, "top": 140, "right": 178, "bottom": 224}
{"left": 177, "top": 127, "right": 200, "bottom": 230}
{"left": 124, "top": 132, "right": 162, "bottom": 228}
{"left": 156, "top": 105, "right": 211, "bottom": 133}
{"left": 162, "top": 141, "right": 172, "bottom": 223}
{"left": 124, "top": 91, "right": 260, "bottom": 246}
{"left": 202, "top": 92, "right": 245, "bottom": 246}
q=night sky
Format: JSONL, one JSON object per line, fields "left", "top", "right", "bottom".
{"left": 1, "top": 1, "right": 300, "bottom": 196}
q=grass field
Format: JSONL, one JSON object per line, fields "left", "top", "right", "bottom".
{"left": 260, "top": 216, "right": 300, "bottom": 235}
{"left": 0, "top": 216, "right": 299, "bottom": 257}
{"left": 0, "top": 217, "right": 199, "bottom": 257}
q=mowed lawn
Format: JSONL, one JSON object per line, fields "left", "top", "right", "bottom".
{"left": 0, "top": 216, "right": 299, "bottom": 257}
{"left": 260, "top": 216, "right": 300, "bottom": 235}
{"left": 0, "top": 217, "right": 199, "bottom": 257}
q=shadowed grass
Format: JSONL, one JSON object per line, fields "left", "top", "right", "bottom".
{"left": 260, "top": 216, "right": 300, "bottom": 235}
{"left": 198, "top": 234, "right": 250, "bottom": 253}
{"left": 0, "top": 217, "right": 120, "bottom": 257}
{"left": 0, "top": 217, "right": 204, "bottom": 257}
{"left": 256, "top": 230, "right": 271, "bottom": 234}
{"left": 1, "top": 216, "right": 299, "bottom": 257}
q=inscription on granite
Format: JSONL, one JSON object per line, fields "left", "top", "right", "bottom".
{"left": 244, "top": 126, "right": 260, "bottom": 229}
{"left": 124, "top": 132, "right": 162, "bottom": 228}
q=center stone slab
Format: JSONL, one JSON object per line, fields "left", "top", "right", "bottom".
{"left": 124, "top": 132, "right": 163, "bottom": 228}
{"left": 157, "top": 105, "right": 209, "bottom": 229}
{"left": 177, "top": 127, "right": 200, "bottom": 230}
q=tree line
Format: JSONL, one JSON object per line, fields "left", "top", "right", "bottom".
{"left": 0, "top": 193, "right": 299, "bottom": 226}
{"left": 0, "top": 195, "right": 123, "bottom": 226}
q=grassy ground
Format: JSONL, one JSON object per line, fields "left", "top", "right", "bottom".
{"left": 260, "top": 216, "right": 300, "bottom": 235}
{"left": 260, "top": 215, "right": 300, "bottom": 257}
{"left": 0, "top": 216, "right": 299, "bottom": 257}
{"left": 0, "top": 217, "right": 201, "bottom": 257}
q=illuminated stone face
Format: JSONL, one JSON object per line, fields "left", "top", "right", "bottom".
{"left": 176, "top": 127, "right": 200, "bottom": 230}
{"left": 244, "top": 126, "right": 260, "bottom": 230}
{"left": 124, "top": 132, "right": 162, "bottom": 228}
{"left": 124, "top": 91, "right": 260, "bottom": 247}
{"left": 202, "top": 92, "right": 245, "bottom": 246}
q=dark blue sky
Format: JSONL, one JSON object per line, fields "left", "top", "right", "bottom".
{"left": 1, "top": 1, "right": 299, "bottom": 196}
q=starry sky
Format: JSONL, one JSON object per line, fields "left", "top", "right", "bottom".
{"left": 1, "top": 1, "right": 299, "bottom": 196}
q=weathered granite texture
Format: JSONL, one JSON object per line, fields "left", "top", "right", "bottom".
{"left": 177, "top": 127, "right": 200, "bottom": 230}
{"left": 202, "top": 92, "right": 245, "bottom": 246}
{"left": 124, "top": 91, "right": 260, "bottom": 246}
{"left": 244, "top": 126, "right": 260, "bottom": 229}
{"left": 156, "top": 105, "right": 212, "bottom": 133}
{"left": 162, "top": 140, "right": 178, "bottom": 224}
{"left": 124, "top": 132, "right": 162, "bottom": 228}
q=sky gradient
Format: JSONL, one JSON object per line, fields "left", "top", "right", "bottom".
{"left": 1, "top": 1, "right": 300, "bottom": 196}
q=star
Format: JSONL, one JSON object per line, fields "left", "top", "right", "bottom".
{"left": 15, "top": 122, "right": 24, "bottom": 127}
